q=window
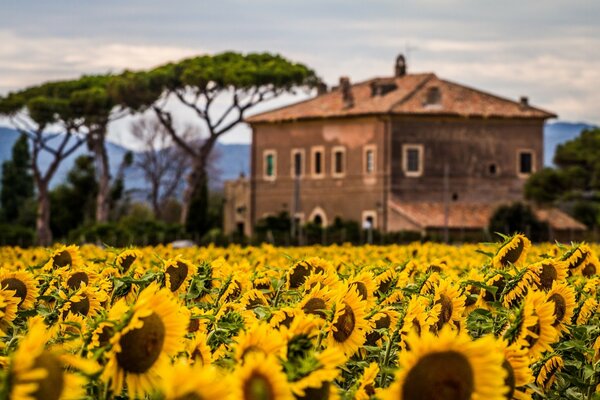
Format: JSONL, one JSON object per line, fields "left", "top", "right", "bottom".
{"left": 518, "top": 150, "right": 534, "bottom": 176}
{"left": 291, "top": 149, "right": 305, "bottom": 178}
{"left": 361, "top": 210, "right": 377, "bottom": 229}
{"left": 263, "top": 150, "right": 276, "bottom": 180}
{"left": 332, "top": 146, "right": 346, "bottom": 177}
{"left": 402, "top": 144, "right": 423, "bottom": 177}
{"left": 311, "top": 146, "right": 325, "bottom": 178}
{"left": 309, "top": 207, "right": 328, "bottom": 227}
{"left": 364, "top": 145, "right": 376, "bottom": 175}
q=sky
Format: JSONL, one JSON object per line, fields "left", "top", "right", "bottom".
{"left": 1, "top": 0, "right": 599, "bottom": 148}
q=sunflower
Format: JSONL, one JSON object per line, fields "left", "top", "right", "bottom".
{"left": 346, "top": 271, "right": 377, "bottom": 307}
{"left": 575, "top": 296, "right": 598, "bottom": 325}
{"left": 7, "top": 317, "right": 91, "bottom": 400}
{"left": 502, "top": 268, "right": 539, "bottom": 307}
{"left": 0, "top": 269, "right": 38, "bottom": 309}
{"left": 289, "top": 348, "right": 345, "bottom": 399}
{"left": 218, "top": 274, "right": 244, "bottom": 304}
{"left": 493, "top": 234, "right": 531, "bottom": 269}
{"left": 298, "top": 283, "right": 335, "bottom": 320}
{"left": 382, "top": 328, "right": 508, "bottom": 400}
{"left": 430, "top": 280, "right": 466, "bottom": 332}
{"left": 287, "top": 260, "right": 314, "bottom": 289}
{"left": 163, "top": 256, "right": 196, "bottom": 294}
{"left": 161, "top": 360, "right": 229, "bottom": 399}
{"left": 102, "top": 283, "right": 188, "bottom": 398}
{"left": 115, "top": 248, "right": 142, "bottom": 273}
{"left": 545, "top": 282, "right": 576, "bottom": 334}
{"left": 59, "top": 285, "right": 102, "bottom": 320}
{"left": 355, "top": 362, "right": 379, "bottom": 400}
{"left": 581, "top": 257, "right": 600, "bottom": 277}
{"left": 561, "top": 243, "right": 592, "bottom": 272}
{"left": 233, "top": 321, "right": 287, "bottom": 362}
{"left": 529, "top": 259, "right": 567, "bottom": 291}
{"left": 500, "top": 340, "right": 533, "bottom": 399}
{"left": 187, "top": 331, "right": 213, "bottom": 366}
{"left": 0, "top": 287, "right": 19, "bottom": 335}
{"left": 519, "top": 291, "right": 559, "bottom": 359}
{"left": 365, "top": 308, "right": 399, "bottom": 346}
{"left": 270, "top": 307, "right": 304, "bottom": 330}
{"left": 481, "top": 273, "right": 506, "bottom": 303}
{"left": 43, "top": 245, "right": 82, "bottom": 271}
{"left": 240, "top": 288, "right": 269, "bottom": 310}
{"left": 327, "top": 286, "right": 369, "bottom": 357}
{"left": 231, "top": 352, "right": 293, "bottom": 400}
{"left": 536, "top": 355, "right": 564, "bottom": 391}
{"left": 373, "top": 269, "right": 397, "bottom": 297}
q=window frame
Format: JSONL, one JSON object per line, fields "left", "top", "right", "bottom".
{"left": 363, "top": 144, "right": 376, "bottom": 175}
{"left": 331, "top": 145, "right": 346, "bottom": 178}
{"left": 311, "top": 145, "right": 325, "bottom": 179}
{"left": 290, "top": 148, "right": 305, "bottom": 179}
{"left": 402, "top": 144, "right": 424, "bottom": 177}
{"left": 263, "top": 149, "right": 277, "bottom": 181}
{"left": 517, "top": 148, "right": 535, "bottom": 178}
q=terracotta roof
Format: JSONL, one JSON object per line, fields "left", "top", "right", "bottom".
{"left": 388, "top": 201, "right": 586, "bottom": 231}
{"left": 246, "top": 73, "right": 556, "bottom": 123}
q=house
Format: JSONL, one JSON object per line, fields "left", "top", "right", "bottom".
{"left": 224, "top": 55, "right": 585, "bottom": 239}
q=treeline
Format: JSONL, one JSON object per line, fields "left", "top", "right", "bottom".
{"left": 0, "top": 52, "right": 318, "bottom": 245}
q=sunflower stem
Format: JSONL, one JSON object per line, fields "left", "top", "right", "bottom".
{"left": 379, "top": 328, "right": 397, "bottom": 387}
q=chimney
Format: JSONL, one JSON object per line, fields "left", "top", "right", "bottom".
{"left": 317, "top": 81, "right": 328, "bottom": 95}
{"left": 339, "top": 76, "right": 354, "bottom": 108}
{"left": 519, "top": 96, "right": 529, "bottom": 108}
{"left": 395, "top": 54, "right": 407, "bottom": 77}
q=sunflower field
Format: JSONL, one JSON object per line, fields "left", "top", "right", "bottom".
{"left": 0, "top": 235, "right": 599, "bottom": 399}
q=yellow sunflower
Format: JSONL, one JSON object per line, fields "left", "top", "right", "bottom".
{"left": 382, "top": 328, "right": 508, "bottom": 400}
{"left": 161, "top": 360, "right": 229, "bottom": 399}
{"left": 233, "top": 321, "right": 287, "bottom": 362}
{"left": 430, "top": 280, "right": 466, "bottom": 332}
{"left": 355, "top": 362, "right": 379, "bottom": 400}
{"left": 545, "top": 282, "right": 576, "bottom": 335}
{"left": 500, "top": 340, "right": 533, "bottom": 399}
{"left": 270, "top": 307, "right": 304, "bottom": 330}
{"left": 365, "top": 308, "right": 400, "bottom": 347}
{"left": 59, "top": 284, "right": 102, "bottom": 320}
{"left": 0, "top": 269, "right": 38, "bottom": 309}
{"left": 581, "top": 257, "right": 600, "bottom": 277}
{"left": 0, "top": 287, "right": 19, "bottom": 335}
{"left": 115, "top": 248, "right": 142, "bottom": 273}
{"left": 400, "top": 296, "right": 435, "bottom": 343}
{"left": 186, "top": 331, "right": 213, "bottom": 366}
{"left": 519, "top": 291, "right": 559, "bottom": 359}
{"left": 561, "top": 243, "right": 592, "bottom": 272}
{"left": 493, "top": 234, "right": 531, "bottom": 269}
{"left": 163, "top": 256, "right": 196, "bottom": 294}
{"left": 43, "top": 245, "right": 82, "bottom": 271}
{"left": 298, "top": 283, "right": 335, "bottom": 320}
{"left": 240, "top": 288, "right": 269, "bottom": 310}
{"left": 528, "top": 259, "right": 567, "bottom": 291}
{"left": 536, "top": 355, "right": 564, "bottom": 391}
{"left": 7, "top": 317, "right": 93, "bottom": 400}
{"left": 327, "top": 286, "right": 369, "bottom": 357}
{"left": 289, "top": 348, "right": 345, "bottom": 399}
{"left": 231, "top": 352, "right": 293, "bottom": 400}
{"left": 575, "top": 296, "right": 598, "bottom": 325}
{"left": 102, "top": 283, "right": 188, "bottom": 398}
{"left": 287, "top": 260, "right": 314, "bottom": 289}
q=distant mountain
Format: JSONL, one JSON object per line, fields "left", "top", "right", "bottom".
{"left": 0, "top": 121, "right": 597, "bottom": 191}
{"left": 544, "top": 122, "right": 597, "bottom": 166}
{"left": 0, "top": 127, "right": 250, "bottom": 192}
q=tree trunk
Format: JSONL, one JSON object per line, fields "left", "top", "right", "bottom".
{"left": 180, "top": 163, "right": 204, "bottom": 225}
{"left": 89, "top": 129, "right": 110, "bottom": 223}
{"left": 36, "top": 181, "right": 52, "bottom": 246}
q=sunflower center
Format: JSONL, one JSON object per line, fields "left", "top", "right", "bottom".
{"left": 27, "top": 351, "right": 65, "bottom": 400}
{"left": 97, "top": 325, "right": 114, "bottom": 347}
{"left": 303, "top": 298, "right": 327, "bottom": 319}
{"left": 116, "top": 312, "right": 166, "bottom": 373}
{"left": 188, "top": 318, "right": 200, "bottom": 333}
{"left": 119, "top": 255, "right": 136, "bottom": 272}
{"left": 296, "top": 381, "right": 330, "bottom": 400}
{"left": 402, "top": 351, "right": 474, "bottom": 400}
{"left": 582, "top": 262, "right": 596, "bottom": 277}
{"left": 500, "top": 238, "right": 524, "bottom": 267}
{"left": 502, "top": 359, "right": 516, "bottom": 399}
{"left": 1, "top": 278, "right": 27, "bottom": 306}
{"left": 53, "top": 251, "right": 72, "bottom": 268}
{"left": 166, "top": 262, "right": 188, "bottom": 291}
{"left": 377, "top": 277, "right": 393, "bottom": 295}
{"left": 69, "top": 295, "right": 90, "bottom": 316}
{"left": 538, "top": 263, "right": 557, "bottom": 290}
{"left": 525, "top": 322, "right": 540, "bottom": 348}
{"left": 436, "top": 294, "right": 454, "bottom": 330}
{"left": 288, "top": 262, "right": 312, "bottom": 289}
{"left": 174, "top": 393, "right": 204, "bottom": 400}
{"left": 66, "top": 272, "right": 89, "bottom": 290}
{"left": 333, "top": 304, "right": 356, "bottom": 343}
{"left": 548, "top": 294, "right": 566, "bottom": 326}
{"left": 350, "top": 282, "right": 369, "bottom": 301}
{"left": 243, "top": 372, "right": 275, "bottom": 400}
